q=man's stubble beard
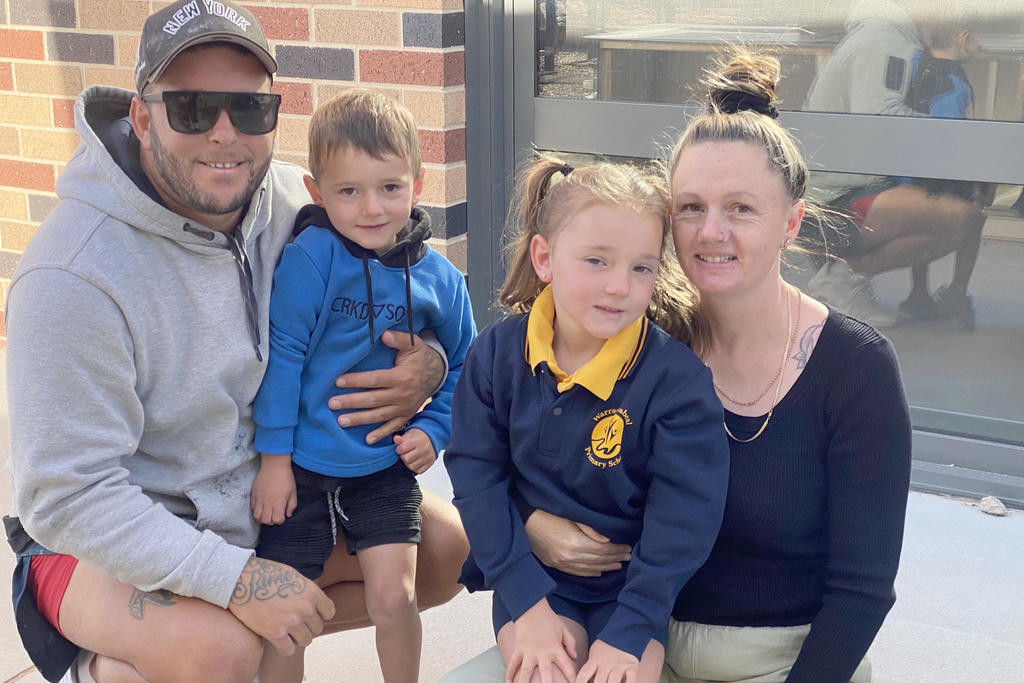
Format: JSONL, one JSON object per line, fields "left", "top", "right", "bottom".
{"left": 149, "top": 126, "right": 272, "bottom": 219}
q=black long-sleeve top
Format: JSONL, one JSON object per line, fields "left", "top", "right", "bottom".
{"left": 672, "top": 309, "right": 912, "bottom": 683}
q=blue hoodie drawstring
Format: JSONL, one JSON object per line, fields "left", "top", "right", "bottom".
{"left": 361, "top": 254, "right": 375, "bottom": 345}
{"left": 403, "top": 246, "right": 415, "bottom": 345}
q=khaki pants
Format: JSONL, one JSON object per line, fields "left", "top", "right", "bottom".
{"left": 438, "top": 620, "right": 872, "bottom": 683}
{"left": 662, "top": 621, "right": 871, "bottom": 683}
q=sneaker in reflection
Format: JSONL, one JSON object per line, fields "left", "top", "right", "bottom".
{"left": 934, "top": 284, "right": 976, "bottom": 331}
{"left": 1012, "top": 189, "right": 1024, "bottom": 217}
{"left": 897, "top": 294, "right": 945, "bottom": 322}
{"left": 807, "top": 261, "right": 899, "bottom": 328}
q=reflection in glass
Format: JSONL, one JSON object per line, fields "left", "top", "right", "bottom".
{"left": 536, "top": 0, "right": 1024, "bottom": 122}
{"left": 798, "top": 171, "right": 1024, "bottom": 436}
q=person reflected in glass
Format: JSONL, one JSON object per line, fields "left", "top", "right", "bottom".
{"left": 804, "top": 0, "right": 986, "bottom": 330}
{"left": 440, "top": 51, "right": 912, "bottom": 683}
{"left": 898, "top": 18, "right": 994, "bottom": 324}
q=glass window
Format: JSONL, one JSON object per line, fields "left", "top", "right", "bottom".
{"left": 797, "top": 171, "right": 1024, "bottom": 443}
{"left": 536, "top": 0, "right": 1024, "bottom": 122}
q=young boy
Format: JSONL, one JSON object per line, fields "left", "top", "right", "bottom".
{"left": 250, "top": 89, "right": 476, "bottom": 683}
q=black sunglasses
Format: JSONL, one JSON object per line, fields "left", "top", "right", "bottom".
{"left": 141, "top": 90, "right": 281, "bottom": 136}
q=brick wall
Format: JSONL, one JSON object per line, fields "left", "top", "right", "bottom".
{"left": 0, "top": 0, "right": 468, "bottom": 345}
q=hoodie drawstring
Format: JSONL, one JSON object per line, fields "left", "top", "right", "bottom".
{"left": 227, "top": 231, "right": 263, "bottom": 362}
{"left": 359, "top": 243, "right": 416, "bottom": 347}
{"left": 361, "top": 254, "right": 375, "bottom": 345}
{"left": 403, "top": 247, "right": 414, "bottom": 345}
{"left": 193, "top": 223, "right": 262, "bottom": 362}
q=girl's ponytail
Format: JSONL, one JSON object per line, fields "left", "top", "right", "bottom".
{"left": 499, "top": 155, "right": 575, "bottom": 313}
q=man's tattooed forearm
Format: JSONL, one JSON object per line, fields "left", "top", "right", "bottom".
{"left": 231, "top": 557, "right": 306, "bottom": 606}
{"left": 793, "top": 323, "right": 824, "bottom": 369}
{"left": 128, "top": 588, "right": 177, "bottom": 620}
{"left": 420, "top": 346, "right": 445, "bottom": 397}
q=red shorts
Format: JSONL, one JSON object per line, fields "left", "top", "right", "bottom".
{"left": 26, "top": 553, "right": 78, "bottom": 637}
{"left": 848, "top": 193, "right": 879, "bottom": 228}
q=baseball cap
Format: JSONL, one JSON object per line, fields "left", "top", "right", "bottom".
{"left": 135, "top": 0, "right": 277, "bottom": 93}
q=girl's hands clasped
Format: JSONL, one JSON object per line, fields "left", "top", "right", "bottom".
{"left": 506, "top": 598, "right": 579, "bottom": 683}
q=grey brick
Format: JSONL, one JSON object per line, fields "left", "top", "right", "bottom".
{"left": 403, "top": 12, "right": 464, "bottom": 49}
{"left": 47, "top": 32, "right": 114, "bottom": 65}
{"left": 11, "top": 0, "right": 77, "bottom": 28}
{"left": 28, "top": 194, "right": 60, "bottom": 223}
{"left": 275, "top": 46, "right": 354, "bottom": 82}
{"left": 424, "top": 202, "right": 466, "bottom": 240}
{"left": 0, "top": 250, "right": 21, "bottom": 280}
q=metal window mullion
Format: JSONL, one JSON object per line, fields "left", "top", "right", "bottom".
{"left": 533, "top": 98, "right": 1024, "bottom": 185}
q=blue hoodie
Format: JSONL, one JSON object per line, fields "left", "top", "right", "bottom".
{"left": 253, "top": 204, "right": 476, "bottom": 476}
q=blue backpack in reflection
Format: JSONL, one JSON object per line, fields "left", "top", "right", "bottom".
{"left": 903, "top": 51, "right": 992, "bottom": 205}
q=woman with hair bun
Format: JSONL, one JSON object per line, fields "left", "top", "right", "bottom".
{"left": 441, "top": 51, "right": 911, "bottom": 683}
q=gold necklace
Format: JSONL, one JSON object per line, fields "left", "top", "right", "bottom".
{"left": 713, "top": 306, "right": 799, "bottom": 407}
{"left": 711, "top": 287, "right": 800, "bottom": 443}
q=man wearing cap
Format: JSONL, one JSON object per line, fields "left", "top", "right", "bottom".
{"left": 3, "top": 1, "right": 465, "bottom": 681}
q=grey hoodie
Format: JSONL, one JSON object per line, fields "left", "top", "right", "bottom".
{"left": 6, "top": 85, "right": 308, "bottom": 607}
{"left": 804, "top": 0, "right": 923, "bottom": 202}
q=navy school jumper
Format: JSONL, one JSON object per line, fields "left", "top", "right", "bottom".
{"left": 445, "top": 290, "right": 730, "bottom": 659}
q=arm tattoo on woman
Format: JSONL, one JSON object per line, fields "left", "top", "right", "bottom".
{"left": 128, "top": 588, "right": 177, "bottom": 620}
{"left": 230, "top": 557, "right": 306, "bottom": 606}
{"left": 793, "top": 323, "right": 824, "bottom": 369}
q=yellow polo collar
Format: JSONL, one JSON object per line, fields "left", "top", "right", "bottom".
{"left": 525, "top": 286, "right": 648, "bottom": 400}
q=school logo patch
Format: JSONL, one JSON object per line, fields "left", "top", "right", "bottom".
{"left": 586, "top": 408, "right": 632, "bottom": 469}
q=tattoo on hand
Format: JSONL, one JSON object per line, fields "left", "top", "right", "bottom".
{"left": 420, "top": 347, "right": 444, "bottom": 397}
{"left": 231, "top": 558, "right": 307, "bottom": 606}
{"left": 128, "top": 588, "right": 177, "bottom": 620}
{"left": 793, "top": 323, "right": 824, "bottom": 369}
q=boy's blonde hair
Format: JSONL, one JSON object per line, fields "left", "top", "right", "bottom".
{"left": 307, "top": 88, "right": 421, "bottom": 180}
{"left": 499, "top": 154, "right": 699, "bottom": 344}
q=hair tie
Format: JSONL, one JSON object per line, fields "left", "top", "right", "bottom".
{"left": 560, "top": 163, "right": 574, "bottom": 177}
{"left": 718, "top": 91, "right": 779, "bottom": 119}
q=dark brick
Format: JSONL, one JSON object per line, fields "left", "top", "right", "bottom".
{"left": 11, "top": 0, "right": 77, "bottom": 28}
{"left": 403, "top": 11, "right": 464, "bottom": 49}
{"left": 275, "top": 46, "right": 353, "bottom": 82}
{"left": 28, "top": 193, "right": 59, "bottom": 222}
{"left": 47, "top": 32, "right": 114, "bottom": 65}
{"left": 424, "top": 202, "right": 466, "bottom": 240}
{"left": 0, "top": 250, "right": 21, "bottom": 279}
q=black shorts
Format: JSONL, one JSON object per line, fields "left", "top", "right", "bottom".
{"left": 256, "top": 460, "right": 422, "bottom": 580}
